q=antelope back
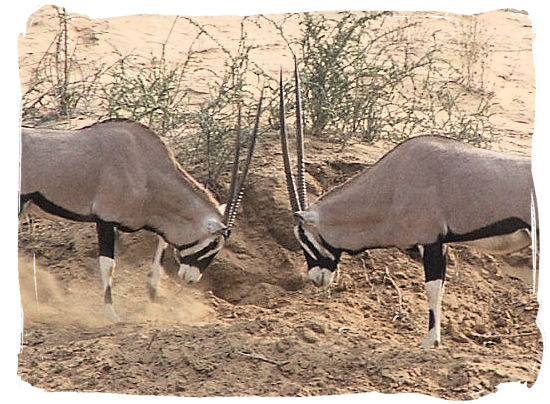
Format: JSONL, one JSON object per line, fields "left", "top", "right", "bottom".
{"left": 312, "top": 135, "right": 533, "bottom": 250}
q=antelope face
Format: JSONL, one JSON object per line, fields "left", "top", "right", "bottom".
{"left": 293, "top": 221, "right": 342, "bottom": 288}
{"left": 176, "top": 225, "right": 227, "bottom": 283}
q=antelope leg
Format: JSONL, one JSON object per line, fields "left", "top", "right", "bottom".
{"left": 149, "top": 235, "right": 168, "bottom": 301}
{"left": 97, "top": 221, "right": 120, "bottom": 322}
{"left": 420, "top": 242, "right": 448, "bottom": 348}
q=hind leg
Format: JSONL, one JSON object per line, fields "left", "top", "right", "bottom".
{"left": 97, "top": 221, "right": 120, "bottom": 322}
{"left": 18, "top": 196, "right": 34, "bottom": 235}
{"left": 420, "top": 242, "right": 448, "bottom": 348}
{"left": 148, "top": 235, "right": 168, "bottom": 301}
{"left": 19, "top": 194, "right": 31, "bottom": 217}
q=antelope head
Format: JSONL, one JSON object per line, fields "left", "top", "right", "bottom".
{"left": 176, "top": 89, "right": 264, "bottom": 283}
{"left": 279, "top": 62, "right": 341, "bottom": 287}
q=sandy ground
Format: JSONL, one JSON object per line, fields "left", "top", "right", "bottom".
{"left": 17, "top": 6, "right": 541, "bottom": 400}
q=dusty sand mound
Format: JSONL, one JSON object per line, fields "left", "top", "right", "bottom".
{"left": 19, "top": 252, "right": 215, "bottom": 329}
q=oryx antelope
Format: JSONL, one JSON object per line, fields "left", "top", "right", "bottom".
{"left": 279, "top": 65, "right": 536, "bottom": 348}
{"left": 19, "top": 92, "right": 263, "bottom": 321}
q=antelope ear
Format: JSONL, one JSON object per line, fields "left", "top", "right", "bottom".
{"left": 294, "top": 210, "right": 319, "bottom": 225}
{"left": 206, "top": 218, "right": 226, "bottom": 235}
{"left": 218, "top": 203, "right": 227, "bottom": 215}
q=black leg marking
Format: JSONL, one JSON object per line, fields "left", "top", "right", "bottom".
{"left": 104, "top": 286, "right": 113, "bottom": 304}
{"left": 96, "top": 221, "right": 120, "bottom": 321}
{"left": 422, "top": 242, "right": 447, "bottom": 283}
{"left": 443, "top": 217, "right": 529, "bottom": 243}
{"left": 420, "top": 242, "right": 447, "bottom": 348}
{"left": 97, "top": 221, "right": 115, "bottom": 259}
{"left": 428, "top": 309, "right": 435, "bottom": 331}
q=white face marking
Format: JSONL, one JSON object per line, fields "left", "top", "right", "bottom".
{"left": 303, "top": 230, "right": 335, "bottom": 261}
{"left": 308, "top": 266, "right": 335, "bottom": 287}
{"left": 294, "top": 226, "right": 317, "bottom": 259}
{"left": 177, "top": 264, "right": 203, "bottom": 283}
{"left": 179, "top": 236, "right": 216, "bottom": 257}
{"left": 295, "top": 225, "right": 336, "bottom": 261}
{"left": 197, "top": 237, "right": 224, "bottom": 261}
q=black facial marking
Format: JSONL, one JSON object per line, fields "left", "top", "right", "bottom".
{"left": 296, "top": 226, "right": 342, "bottom": 272}
{"left": 176, "top": 239, "right": 200, "bottom": 251}
{"left": 179, "top": 239, "right": 221, "bottom": 271}
{"left": 296, "top": 226, "right": 318, "bottom": 259}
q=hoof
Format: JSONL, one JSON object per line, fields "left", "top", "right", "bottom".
{"left": 419, "top": 338, "right": 440, "bottom": 349}
{"left": 148, "top": 284, "right": 158, "bottom": 301}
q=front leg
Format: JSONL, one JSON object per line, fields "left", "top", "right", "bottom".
{"left": 148, "top": 235, "right": 168, "bottom": 300}
{"left": 97, "top": 221, "right": 120, "bottom": 322}
{"left": 420, "top": 242, "right": 448, "bottom": 348}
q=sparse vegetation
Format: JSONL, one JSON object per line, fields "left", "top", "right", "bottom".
{"left": 175, "top": 18, "right": 265, "bottom": 189}
{"left": 21, "top": 7, "right": 110, "bottom": 123}
{"left": 267, "top": 11, "right": 497, "bottom": 147}
{"left": 20, "top": 9, "right": 499, "bottom": 170}
{"left": 100, "top": 17, "right": 197, "bottom": 135}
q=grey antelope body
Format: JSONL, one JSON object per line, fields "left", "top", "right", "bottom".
{"left": 20, "top": 100, "right": 262, "bottom": 321}
{"left": 280, "top": 65, "right": 536, "bottom": 348}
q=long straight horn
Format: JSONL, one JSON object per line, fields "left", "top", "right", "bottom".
{"left": 294, "top": 57, "right": 308, "bottom": 210}
{"left": 279, "top": 68, "right": 301, "bottom": 213}
{"left": 224, "top": 104, "right": 242, "bottom": 226}
{"left": 225, "top": 87, "right": 264, "bottom": 230}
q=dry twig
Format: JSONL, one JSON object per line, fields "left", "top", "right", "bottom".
{"left": 237, "top": 351, "right": 288, "bottom": 367}
{"left": 384, "top": 266, "right": 403, "bottom": 321}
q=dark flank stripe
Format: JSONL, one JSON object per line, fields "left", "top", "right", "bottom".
{"left": 21, "top": 192, "right": 96, "bottom": 223}
{"left": 443, "top": 217, "right": 529, "bottom": 243}
{"left": 20, "top": 192, "right": 178, "bottom": 241}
